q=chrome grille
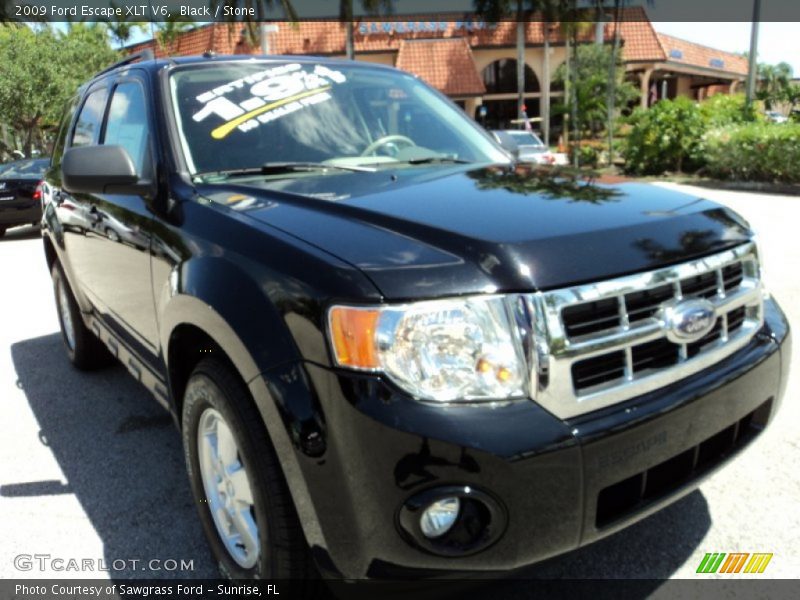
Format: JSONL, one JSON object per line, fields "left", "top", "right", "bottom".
{"left": 524, "top": 243, "right": 763, "bottom": 419}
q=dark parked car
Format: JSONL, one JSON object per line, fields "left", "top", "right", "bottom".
{"left": 0, "top": 157, "right": 49, "bottom": 237}
{"left": 42, "top": 53, "right": 790, "bottom": 586}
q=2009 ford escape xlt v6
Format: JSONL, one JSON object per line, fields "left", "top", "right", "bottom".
{"left": 42, "top": 52, "right": 790, "bottom": 583}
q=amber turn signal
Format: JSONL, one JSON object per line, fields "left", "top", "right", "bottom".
{"left": 328, "top": 306, "right": 381, "bottom": 369}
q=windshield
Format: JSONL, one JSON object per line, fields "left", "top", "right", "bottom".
{"left": 507, "top": 131, "right": 545, "bottom": 147}
{"left": 0, "top": 158, "right": 49, "bottom": 179}
{"left": 169, "top": 61, "right": 509, "bottom": 179}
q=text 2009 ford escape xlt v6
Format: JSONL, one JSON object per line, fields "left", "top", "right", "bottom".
{"left": 42, "top": 52, "right": 790, "bottom": 583}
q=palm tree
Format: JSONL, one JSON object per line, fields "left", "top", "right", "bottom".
{"left": 211, "top": 0, "right": 298, "bottom": 48}
{"left": 474, "top": 1, "right": 584, "bottom": 146}
{"left": 605, "top": 0, "right": 623, "bottom": 166}
{"left": 154, "top": 16, "right": 195, "bottom": 53}
{"left": 106, "top": 2, "right": 147, "bottom": 48}
{"left": 213, "top": 0, "right": 390, "bottom": 59}
{"left": 555, "top": 2, "right": 594, "bottom": 165}
{"left": 784, "top": 83, "right": 800, "bottom": 116}
{"left": 516, "top": 2, "right": 526, "bottom": 122}
{"left": 757, "top": 62, "right": 793, "bottom": 110}
{"left": 340, "top": 0, "right": 393, "bottom": 60}
{"left": 539, "top": 1, "right": 562, "bottom": 147}
{"left": 474, "top": 1, "right": 551, "bottom": 131}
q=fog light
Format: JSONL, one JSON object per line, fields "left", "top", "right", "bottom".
{"left": 419, "top": 497, "right": 460, "bottom": 538}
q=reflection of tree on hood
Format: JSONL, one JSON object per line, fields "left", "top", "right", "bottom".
{"left": 469, "top": 164, "right": 622, "bottom": 205}
{"left": 633, "top": 230, "right": 718, "bottom": 263}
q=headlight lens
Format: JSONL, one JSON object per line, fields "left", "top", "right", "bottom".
{"left": 751, "top": 236, "right": 770, "bottom": 298}
{"left": 328, "top": 296, "right": 527, "bottom": 402}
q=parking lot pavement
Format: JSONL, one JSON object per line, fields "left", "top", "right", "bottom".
{"left": 0, "top": 184, "right": 797, "bottom": 590}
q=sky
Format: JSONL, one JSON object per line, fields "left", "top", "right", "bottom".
{"left": 652, "top": 22, "right": 800, "bottom": 76}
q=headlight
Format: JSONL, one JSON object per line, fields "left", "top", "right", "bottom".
{"left": 328, "top": 296, "right": 527, "bottom": 402}
{"left": 751, "top": 235, "right": 770, "bottom": 298}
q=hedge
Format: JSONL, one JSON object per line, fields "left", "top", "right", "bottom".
{"left": 622, "top": 96, "right": 706, "bottom": 175}
{"left": 703, "top": 123, "right": 800, "bottom": 184}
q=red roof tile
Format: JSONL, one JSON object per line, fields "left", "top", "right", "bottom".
{"left": 125, "top": 9, "right": 745, "bottom": 80}
{"left": 271, "top": 16, "right": 605, "bottom": 56}
{"left": 615, "top": 8, "right": 666, "bottom": 62}
{"left": 656, "top": 33, "right": 748, "bottom": 76}
{"left": 395, "top": 38, "right": 485, "bottom": 96}
{"left": 127, "top": 23, "right": 243, "bottom": 58}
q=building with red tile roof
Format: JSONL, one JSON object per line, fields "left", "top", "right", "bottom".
{"left": 128, "top": 6, "right": 748, "bottom": 131}
{"left": 395, "top": 38, "right": 486, "bottom": 96}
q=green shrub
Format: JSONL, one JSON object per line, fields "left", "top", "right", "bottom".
{"left": 703, "top": 123, "right": 800, "bottom": 184}
{"left": 623, "top": 96, "right": 706, "bottom": 175}
{"left": 699, "top": 93, "right": 760, "bottom": 128}
{"left": 568, "top": 142, "right": 601, "bottom": 168}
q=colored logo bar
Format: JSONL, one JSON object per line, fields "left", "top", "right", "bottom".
{"left": 696, "top": 553, "right": 773, "bottom": 574}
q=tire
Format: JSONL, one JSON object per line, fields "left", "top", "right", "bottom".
{"left": 51, "top": 263, "right": 114, "bottom": 370}
{"left": 105, "top": 227, "right": 120, "bottom": 243}
{"left": 182, "top": 358, "right": 318, "bottom": 587}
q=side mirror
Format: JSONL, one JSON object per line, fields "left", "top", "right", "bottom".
{"left": 62, "top": 145, "right": 152, "bottom": 196}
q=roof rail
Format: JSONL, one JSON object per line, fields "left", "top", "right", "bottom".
{"left": 94, "top": 49, "right": 155, "bottom": 79}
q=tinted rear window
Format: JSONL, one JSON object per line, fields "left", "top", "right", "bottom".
{"left": 0, "top": 159, "right": 50, "bottom": 179}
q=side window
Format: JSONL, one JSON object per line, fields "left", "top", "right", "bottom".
{"left": 51, "top": 96, "right": 79, "bottom": 166}
{"left": 103, "top": 82, "right": 152, "bottom": 179}
{"left": 71, "top": 88, "right": 108, "bottom": 147}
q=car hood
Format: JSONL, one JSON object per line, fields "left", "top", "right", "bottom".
{"left": 197, "top": 165, "right": 751, "bottom": 300}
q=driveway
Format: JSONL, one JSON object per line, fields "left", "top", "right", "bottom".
{"left": 0, "top": 183, "right": 797, "bottom": 590}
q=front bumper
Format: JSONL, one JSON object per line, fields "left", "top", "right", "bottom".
{"left": 255, "top": 298, "right": 790, "bottom": 579}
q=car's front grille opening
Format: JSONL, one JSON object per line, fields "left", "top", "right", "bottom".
{"left": 535, "top": 246, "right": 762, "bottom": 419}
{"left": 562, "top": 298, "right": 621, "bottom": 338}
{"left": 681, "top": 271, "right": 719, "bottom": 299}
{"left": 697, "top": 423, "right": 738, "bottom": 469}
{"left": 728, "top": 306, "right": 747, "bottom": 333}
{"left": 595, "top": 398, "right": 772, "bottom": 528}
{"left": 722, "top": 262, "right": 744, "bottom": 292}
{"left": 625, "top": 284, "right": 674, "bottom": 324}
{"left": 572, "top": 351, "right": 626, "bottom": 391}
{"left": 632, "top": 339, "right": 680, "bottom": 375}
{"left": 643, "top": 448, "right": 695, "bottom": 499}
{"left": 594, "top": 473, "right": 644, "bottom": 526}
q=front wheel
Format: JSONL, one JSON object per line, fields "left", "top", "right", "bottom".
{"left": 182, "top": 358, "right": 316, "bottom": 583}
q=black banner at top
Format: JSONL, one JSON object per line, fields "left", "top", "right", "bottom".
{"left": 3, "top": 0, "right": 800, "bottom": 23}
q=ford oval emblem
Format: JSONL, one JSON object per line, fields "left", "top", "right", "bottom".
{"left": 661, "top": 299, "right": 717, "bottom": 344}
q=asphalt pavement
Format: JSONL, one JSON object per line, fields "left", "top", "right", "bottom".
{"left": 0, "top": 183, "right": 798, "bottom": 593}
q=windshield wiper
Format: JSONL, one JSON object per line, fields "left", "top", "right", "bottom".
{"left": 260, "top": 161, "right": 377, "bottom": 173}
{"left": 196, "top": 161, "right": 376, "bottom": 180}
{"left": 402, "top": 156, "right": 473, "bottom": 165}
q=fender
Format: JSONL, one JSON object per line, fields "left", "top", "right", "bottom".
{"left": 158, "top": 257, "right": 334, "bottom": 564}
{"left": 160, "top": 255, "right": 302, "bottom": 380}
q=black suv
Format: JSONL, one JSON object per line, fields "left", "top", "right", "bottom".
{"left": 43, "top": 53, "right": 790, "bottom": 583}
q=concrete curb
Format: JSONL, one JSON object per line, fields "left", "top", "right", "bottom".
{"left": 674, "top": 180, "right": 800, "bottom": 196}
